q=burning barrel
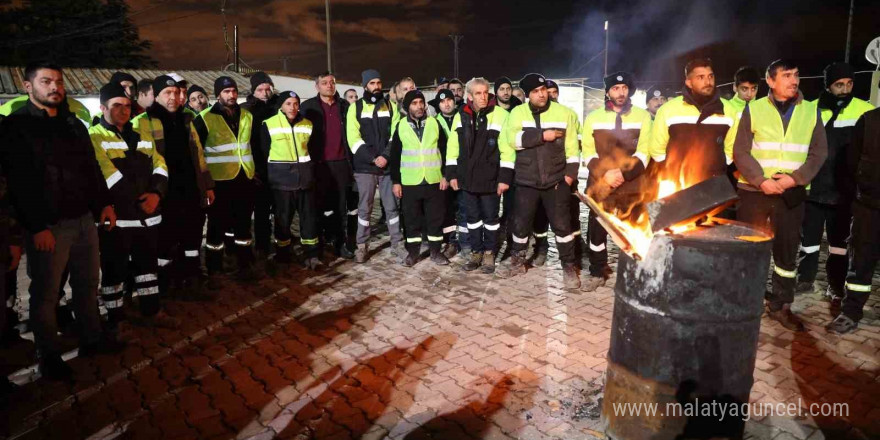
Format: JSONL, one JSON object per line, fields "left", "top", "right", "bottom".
{"left": 586, "top": 176, "right": 773, "bottom": 439}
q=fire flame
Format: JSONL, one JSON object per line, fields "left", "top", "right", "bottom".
{"left": 592, "top": 172, "right": 701, "bottom": 258}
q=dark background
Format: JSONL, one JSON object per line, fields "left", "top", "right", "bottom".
{"left": 128, "top": 0, "right": 880, "bottom": 98}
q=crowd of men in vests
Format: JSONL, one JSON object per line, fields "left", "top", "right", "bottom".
{"left": 0, "top": 57, "right": 877, "bottom": 387}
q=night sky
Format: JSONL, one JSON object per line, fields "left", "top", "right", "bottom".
{"left": 130, "top": 0, "right": 880, "bottom": 98}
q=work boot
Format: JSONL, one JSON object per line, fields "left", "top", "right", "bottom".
{"left": 463, "top": 252, "right": 483, "bottom": 271}
{"left": 562, "top": 263, "right": 580, "bottom": 290}
{"left": 334, "top": 241, "right": 355, "bottom": 260}
{"left": 479, "top": 251, "right": 496, "bottom": 274}
{"left": 581, "top": 275, "right": 607, "bottom": 292}
{"left": 496, "top": 251, "right": 527, "bottom": 278}
{"left": 39, "top": 354, "right": 73, "bottom": 382}
{"left": 430, "top": 248, "right": 449, "bottom": 266}
{"left": 532, "top": 250, "right": 548, "bottom": 267}
{"left": 402, "top": 248, "right": 419, "bottom": 267}
{"left": 795, "top": 280, "right": 815, "bottom": 294}
{"left": 304, "top": 257, "right": 324, "bottom": 271}
{"left": 355, "top": 244, "right": 368, "bottom": 263}
{"left": 205, "top": 250, "right": 224, "bottom": 276}
{"left": 391, "top": 242, "right": 407, "bottom": 261}
{"left": 766, "top": 306, "right": 805, "bottom": 332}
{"left": 823, "top": 286, "right": 843, "bottom": 305}
{"left": 442, "top": 242, "right": 460, "bottom": 260}
{"left": 826, "top": 313, "right": 858, "bottom": 334}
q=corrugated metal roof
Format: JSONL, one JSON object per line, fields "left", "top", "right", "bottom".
{"left": 0, "top": 67, "right": 252, "bottom": 99}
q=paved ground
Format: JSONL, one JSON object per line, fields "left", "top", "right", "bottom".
{"left": 1, "top": 207, "right": 878, "bottom": 440}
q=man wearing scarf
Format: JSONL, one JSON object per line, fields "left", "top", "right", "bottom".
{"left": 649, "top": 58, "right": 738, "bottom": 188}
{"left": 580, "top": 72, "right": 652, "bottom": 291}
{"left": 796, "top": 62, "right": 875, "bottom": 300}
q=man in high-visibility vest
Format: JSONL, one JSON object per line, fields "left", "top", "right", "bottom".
{"left": 796, "top": 62, "right": 875, "bottom": 300}
{"left": 346, "top": 69, "right": 404, "bottom": 263}
{"left": 828, "top": 101, "right": 880, "bottom": 333}
{"left": 644, "top": 85, "right": 670, "bottom": 119}
{"left": 186, "top": 85, "right": 210, "bottom": 114}
{"left": 193, "top": 76, "right": 259, "bottom": 280}
{"left": 259, "top": 91, "right": 322, "bottom": 270}
{"left": 134, "top": 75, "right": 215, "bottom": 300}
{"left": 445, "top": 78, "right": 509, "bottom": 273}
{"left": 435, "top": 89, "right": 469, "bottom": 260}
{"left": 650, "top": 58, "right": 738, "bottom": 188}
{"left": 727, "top": 66, "right": 761, "bottom": 119}
{"left": 90, "top": 82, "right": 178, "bottom": 330}
{"left": 581, "top": 72, "right": 652, "bottom": 291}
{"left": 732, "top": 59, "right": 828, "bottom": 332}
{"left": 390, "top": 90, "right": 449, "bottom": 266}
{"left": 496, "top": 74, "right": 581, "bottom": 289}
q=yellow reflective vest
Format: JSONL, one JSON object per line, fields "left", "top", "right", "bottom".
{"left": 199, "top": 108, "right": 255, "bottom": 181}
{"left": 739, "top": 96, "right": 818, "bottom": 183}
{"left": 392, "top": 117, "right": 443, "bottom": 186}
{"left": 88, "top": 121, "right": 167, "bottom": 223}
{"left": 263, "top": 112, "right": 314, "bottom": 190}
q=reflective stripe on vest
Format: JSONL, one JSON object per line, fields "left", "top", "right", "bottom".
{"left": 201, "top": 109, "right": 255, "bottom": 181}
{"left": 741, "top": 97, "right": 817, "bottom": 183}
{"left": 263, "top": 112, "right": 313, "bottom": 163}
{"left": 398, "top": 118, "right": 443, "bottom": 186}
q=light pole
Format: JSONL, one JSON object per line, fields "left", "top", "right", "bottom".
{"left": 450, "top": 34, "right": 463, "bottom": 79}
{"left": 844, "top": 0, "right": 854, "bottom": 63}
{"left": 604, "top": 20, "right": 609, "bottom": 77}
{"left": 325, "top": 0, "right": 332, "bottom": 72}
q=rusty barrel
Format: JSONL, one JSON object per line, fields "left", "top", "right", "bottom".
{"left": 601, "top": 221, "right": 772, "bottom": 439}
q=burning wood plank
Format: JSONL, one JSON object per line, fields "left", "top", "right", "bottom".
{"left": 646, "top": 175, "right": 738, "bottom": 233}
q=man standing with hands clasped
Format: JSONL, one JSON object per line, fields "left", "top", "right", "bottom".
{"left": 732, "top": 59, "right": 827, "bottom": 332}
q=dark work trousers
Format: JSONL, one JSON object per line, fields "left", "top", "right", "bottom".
{"left": 253, "top": 182, "right": 273, "bottom": 254}
{"left": 737, "top": 189, "right": 805, "bottom": 311}
{"left": 841, "top": 201, "right": 879, "bottom": 321}
{"left": 587, "top": 209, "right": 610, "bottom": 276}
{"left": 501, "top": 184, "right": 517, "bottom": 247}
{"left": 533, "top": 200, "right": 550, "bottom": 254}
{"left": 273, "top": 188, "right": 319, "bottom": 259}
{"left": 25, "top": 214, "right": 102, "bottom": 356}
{"left": 206, "top": 172, "right": 255, "bottom": 274}
{"left": 797, "top": 201, "right": 851, "bottom": 292}
{"left": 100, "top": 224, "right": 161, "bottom": 323}
{"left": 511, "top": 184, "right": 577, "bottom": 265}
{"left": 158, "top": 194, "right": 206, "bottom": 293}
{"left": 316, "top": 160, "right": 356, "bottom": 250}
{"left": 401, "top": 184, "right": 446, "bottom": 254}
{"left": 461, "top": 191, "right": 501, "bottom": 253}
{"left": 443, "top": 190, "right": 469, "bottom": 249}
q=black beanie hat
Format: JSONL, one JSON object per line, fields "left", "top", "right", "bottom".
{"left": 494, "top": 77, "right": 512, "bottom": 94}
{"left": 435, "top": 89, "right": 455, "bottom": 103}
{"left": 645, "top": 85, "right": 667, "bottom": 101}
{"left": 152, "top": 75, "right": 179, "bottom": 97}
{"left": 214, "top": 76, "right": 237, "bottom": 97}
{"left": 109, "top": 71, "right": 136, "bottom": 86}
{"left": 545, "top": 79, "right": 559, "bottom": 90}
{"left": 519, "top": 73, "right": 547, "bottom": 96}
{"left": 250, "top": 72, "right": 273, "bottom": 92}
{"left": 100, "top": 82, "right": 129, "bottom": 104}
{"left": 823, "top": 62, "right": 854, "bottom": 88}
{"left": 604, "top": 72, "right": 636, "bottom": 97}
{"left": 187, "top": 84, "right": 207, "bottom": 98}
{"left": 277, "top": 91, "right": 300, "bottom": 105}
{"left": 402, "top": 90, "right": 425, "bottom": 110}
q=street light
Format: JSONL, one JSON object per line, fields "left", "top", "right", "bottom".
{"left": 604, "top": 20, "right": 609, "bottom": 77}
